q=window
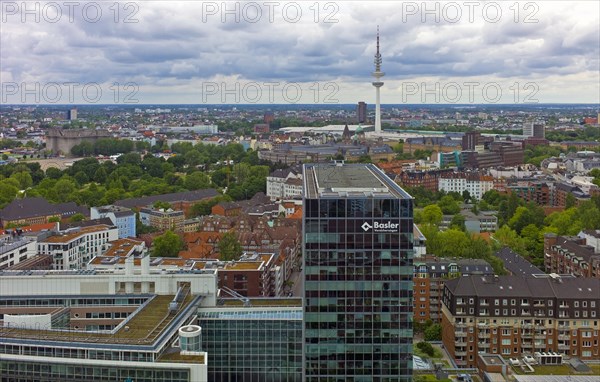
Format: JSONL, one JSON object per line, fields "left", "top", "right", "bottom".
{"left": 502, "top": 339, "right": 511, "bottom": 345}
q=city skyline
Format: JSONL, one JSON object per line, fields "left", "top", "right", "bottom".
{"left": 1, "top": 1, "right": 599, "bottom": 104}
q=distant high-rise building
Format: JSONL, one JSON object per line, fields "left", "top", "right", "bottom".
{"left": 462, "top": 131, "right": 481, "bottom": 150}
{"left": 372, "top": 27, "right": 385, "bottom": 133}
{"left": 357, "top": 101, "right": 367, "bottom": 123}
{"left": 523, "top": 122, "right": 545, "bottom": 138}
{"left": 303, "top": 162, "right": 414, "bottom": 381}
{"left": 67, "top": 108, "right": 77, "bottom": 120}
{"left": 263, "top": 112, "right": 274, "bottom": 124}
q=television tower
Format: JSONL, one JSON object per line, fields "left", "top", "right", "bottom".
{"left": 372, "top": 26, "right": 385, "bottom": 134}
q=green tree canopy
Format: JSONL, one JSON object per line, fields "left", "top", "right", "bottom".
{"left": 217, "top": 232, "right": 242, "bottom": 261}
{"left": 152, "top": 230, "right": 184, "bottom": 257}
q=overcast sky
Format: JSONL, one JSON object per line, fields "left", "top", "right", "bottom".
{"left": 1, "top": 1, "right": 599, "bottom": 104}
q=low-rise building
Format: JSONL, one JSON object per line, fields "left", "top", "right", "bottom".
{"left": 139, "top": 207, "right": 185, "bottom": 232}
{"left": 0, "top": 197, "right": 88, "bottom": 228}
{"left": 90, "top": 205, "right": 136, "bottom": 238}
{"left": 37, "top": 224, "right": 119, "bottom": 270}
{"left": 0, "top": 231, "right": 37, "bottom": 269}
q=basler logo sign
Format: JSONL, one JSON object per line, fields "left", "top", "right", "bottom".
{"left": 361, "top": 221, "right": 399, "bottom": 233}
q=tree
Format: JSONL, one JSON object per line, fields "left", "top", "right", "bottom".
{"left": 424, "top": 324, "right": 442, "bottom": 341}
{"left": 48, "top": 216, "right": 60, "bottom": 223}
{"left": 70, "top": 213, "right": 86, "bottom": 222}
{"left": 437, "top": 195, "right": 461, "bottom": 215}
{"left": 416, "top": 341, "right": 435, "bottom": 357}
{"left": 184, "top": 171, "right": 211, "bottom": 190}
{"left": 153, "top": 201, "right": 171, "bottom": 210}
{"left": 152, "top": 230, "right": 184, "bottom": 257}
{"left": 93, "top": 167, "right": 107, "bottom": 183}
{"left": 449, "top": 214, "right": 466, "bottom": 231}
{"left": 217, "top": 232, "right": 242, "bottom": 261}
{"left": 10, "top": 171, "right": 33, "bottom": 190}
{"left": 462, "top": 190, "right": 471, "bottom": 203}
{"left": 421, "top": 205, "right": 443, "bottom": 226}
{"left": 565, "top": 193, "right": 577, "bottom": 209}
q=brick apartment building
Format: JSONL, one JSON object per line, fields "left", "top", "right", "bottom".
{"left": 544, "top": 233, "right": 600, "bottom": 278}
{"left": 395, "top": 169, "right": 454, "bottom": 192}
{"left": 413, "top": 257, "right": 494, "bottom": 323}
{"left": 442, "top": 275, "right": 600, "bottom": 368}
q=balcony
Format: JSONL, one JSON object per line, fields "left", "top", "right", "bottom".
{"left": 479, "top": 332, "right": 491, "bottom": 339}
{"left": 455, "top": 340, "right": 467, "bottom": 346}
{"left": 558, "top": 344, "right": 570, "bottom": 351}
{"left": 455, "top": 331, "right": 467, "bottom": 338}
{"left": 558, "top": 334, "right": 570, "bottom": 341}
{"left": 455, "top": 351, "right": 467, "bottom": 357}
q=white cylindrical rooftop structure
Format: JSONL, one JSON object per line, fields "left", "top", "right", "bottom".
{"left": 179, "top": 325, "right": 202, "bottom": 353}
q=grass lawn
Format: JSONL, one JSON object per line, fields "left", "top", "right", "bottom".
{"left": 512, "top": 363, "right": 600, "bottom": 376}
{"left": 413, "top": 374, "right": 452, "bottom": 382}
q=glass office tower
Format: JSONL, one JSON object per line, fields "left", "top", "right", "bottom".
{"left": 303, "top": 163, "right": 414, "bottom": 381}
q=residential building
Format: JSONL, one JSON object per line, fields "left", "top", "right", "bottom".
{"left": 37, "top": 224, "right": 119, "bottom": 270}
{"left": 494, "top": 247, "right": 544, "bottom": 277}
{"left": 395, "top": 169, "right": 454, "bottom": 192}
{"left": 139, "top": 207, "right": 185, "bottom": 232}
{"left": 438, "top": 171, "right": 494, "bottom": 200}
{"left": 442, "top": 275, "right": 600, "bottom": 368}
{"left": 114, "top": 189, "right": 219, "bottom": 216}
{"left": 303, "top": 162, "right": 414, "bottom": 381}
{"left": 0, "top": 197, "right": 88, "bottom": 228}
{"left": 266, "top": 166, "right": 303, "bottom": 200}
{"left": 413, "top": 257, "right": 494, "bottom": 323}
{"left": 90, "top": 205, "right": 136, "bottom": 238}
{"left": 0, "top": 231, "right": 37, "bottom": 269}
{"left": 544, "top": 234, "right": 600, "bottom": 278}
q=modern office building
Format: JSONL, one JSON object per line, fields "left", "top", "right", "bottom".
{"left": 198, "top": 305, "right": 303, "bottom": 382}
{"left": 303, "top": 162, "right": 414, "bottom": 381}
{"left": 0, "top": 257, "right": 218, "bottom": 382}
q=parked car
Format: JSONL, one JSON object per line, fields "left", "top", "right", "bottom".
{"left": 523, "top": 355, "right": 537, "bottom": 364}
{"left": 509, "top": 358, "right": 521, "bottom": 366}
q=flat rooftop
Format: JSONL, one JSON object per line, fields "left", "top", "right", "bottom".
{"left": 304, "top": 163, "right": 412, "bottom": 199}
{"left": 43, "top": 225, "right": 112, "bottom": 244}
{"left": 0, "top": 293, "right": 197, "bottom": 346}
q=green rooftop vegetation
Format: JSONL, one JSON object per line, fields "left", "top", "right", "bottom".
{"left": 158, "top": 351, "right": 205, "bottom": 364}
{"left": 511, "top": 363, "right": 600, "bottom": 376}
{"left": 0, "top": 294, "right": 194, "bottom": 344}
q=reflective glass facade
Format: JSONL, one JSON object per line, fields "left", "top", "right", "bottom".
{"left": 0, "top": 360, "right": 190, "bottom": 382}
{"left": 198, "top": 309, "right": 303, "bottom": 382}
{"left": 303, "top": 163, "right": 414, "bottom": 381}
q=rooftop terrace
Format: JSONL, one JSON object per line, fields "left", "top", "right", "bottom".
{"left": 0, "top": 293, "right": 197, "bottom": 346}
